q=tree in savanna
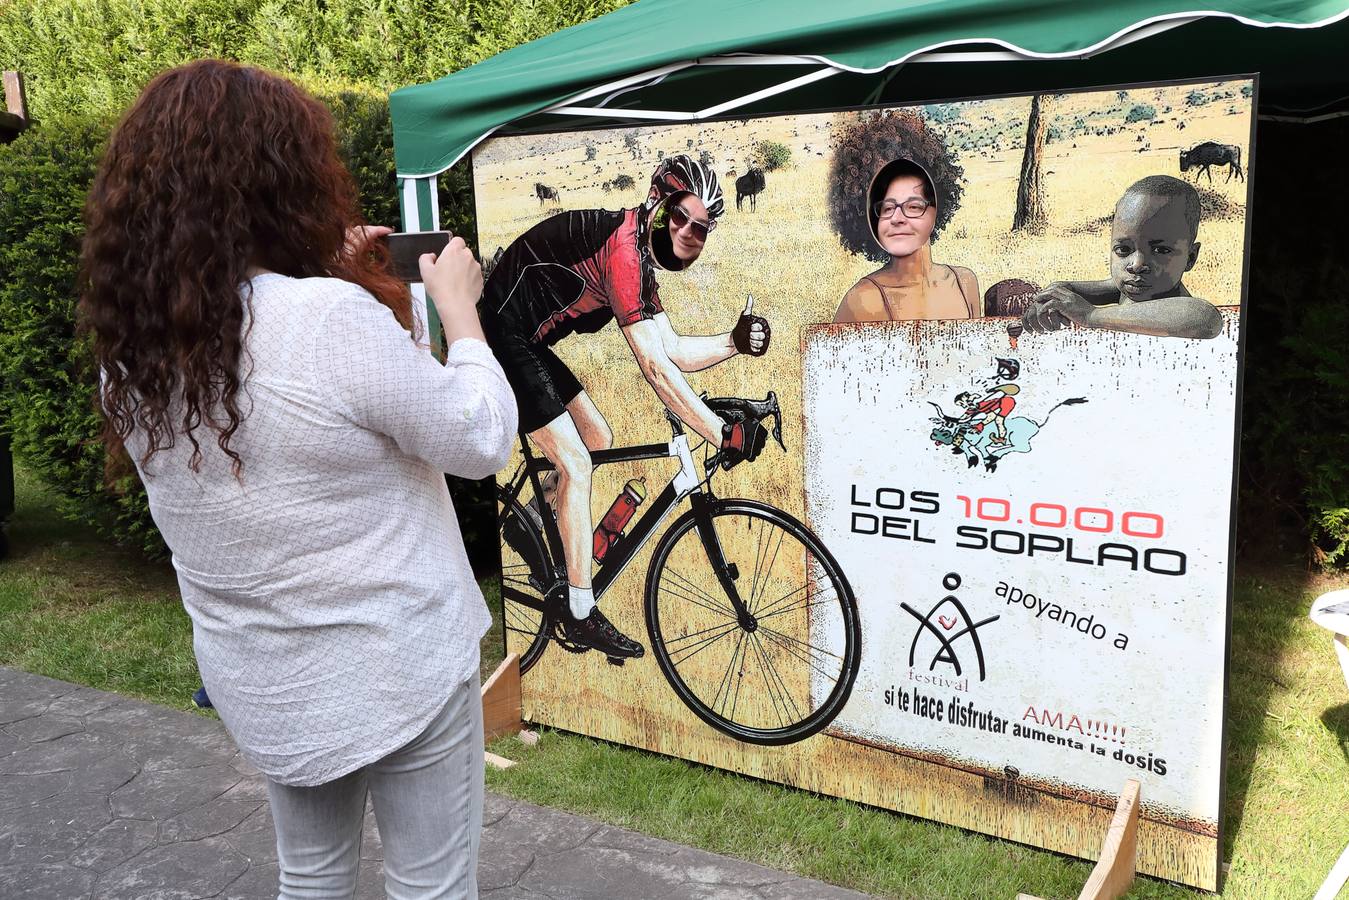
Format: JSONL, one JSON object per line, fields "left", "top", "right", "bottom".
{"left": 1124, "top": 104, "right": 1157, "bottom": 123}
{"left": 1012, "top": 94, "right": 1049, "bottom": 233}
{"left": 827, "top": 109, "right": 964, "bottom": 263}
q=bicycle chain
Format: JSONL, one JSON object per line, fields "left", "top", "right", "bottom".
{"left": 549, "top": 620, "right": 591, "bottom": 654}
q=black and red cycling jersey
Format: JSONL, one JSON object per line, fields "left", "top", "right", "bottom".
{"left": 481, "top": 207, "right": 662, "bottom": 345}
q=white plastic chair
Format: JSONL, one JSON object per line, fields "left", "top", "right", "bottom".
{"left": 1310, "top": 588, "right": 1349, "bottom": 900}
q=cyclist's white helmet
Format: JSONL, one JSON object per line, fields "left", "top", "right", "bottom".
{"left": 645, "top": 155, "right": 725, "bottom": 220}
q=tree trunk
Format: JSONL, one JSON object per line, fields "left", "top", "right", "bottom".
{"left": 1012, "top": 94, "right": 1048, "bottom": 232}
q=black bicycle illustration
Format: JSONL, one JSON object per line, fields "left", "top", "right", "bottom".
{"left": 496, "top": 392, "right": 861, "bottom": 746}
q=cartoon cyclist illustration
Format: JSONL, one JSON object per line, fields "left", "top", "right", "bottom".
{"left": 480, "top": 155, "right": 771, "bottom": 661}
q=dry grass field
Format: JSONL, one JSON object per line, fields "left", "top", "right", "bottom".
{"left": 472, "top": 79, "right": 1253, "bottom": 890}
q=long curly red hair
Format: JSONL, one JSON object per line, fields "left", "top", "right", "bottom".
{"left": 80, "top": 59, "right": 412, "bottom": 475}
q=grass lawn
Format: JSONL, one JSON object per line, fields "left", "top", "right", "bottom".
{"left": 3, "top": 464, "right": 1347, "bottom": 898}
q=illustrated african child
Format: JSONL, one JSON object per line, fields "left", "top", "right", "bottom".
{"left": 1021, "top": 175, "right": 1224, "bottom": 340}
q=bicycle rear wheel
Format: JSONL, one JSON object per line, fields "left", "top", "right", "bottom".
{"left": 644, "top": 499, "right": 860, "bottom": 745}
{"left": 496, "top": 485, "right": 553, "bottom": 675}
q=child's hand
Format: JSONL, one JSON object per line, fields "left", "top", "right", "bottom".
{"left": 1023, "top": 284, "right": 1092, "bottom": 333}
{"left": 1044, "top": 293, "right": 1096, "bottom": 327}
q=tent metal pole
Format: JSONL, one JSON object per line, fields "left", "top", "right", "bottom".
{"left": 546, "top": 106, "right": 697, "bottom": 121}
{"left": 550, "top": 64, "right": 843, "bottom": 122}
{"left": 539, "top": 61, "right": 698, "bottom": 115}
{"left": 695, "top": 66, "right": 841, "bottom": 118}
{"left": 697, "top": 54, "right": 828, "bottom": 65}
{"left": 399, "top": 175, "right": 442, "bottom": 357}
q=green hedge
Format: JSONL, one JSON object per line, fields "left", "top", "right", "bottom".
{"left": 0, "top": 0, "right": 631, "bottom": 120}
{"left": 1239, "top": 118, "right": 1349, "bottom": 567}
{"left": 0, "top": 0, "right": 630, "bottom": 565}
{"left": 0, "top": 114, "right": 122, "bottom": 542}
{"left": 0, "top": 83, "right": 482, "bottom": 559}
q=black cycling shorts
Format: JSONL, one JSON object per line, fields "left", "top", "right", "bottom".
{"left": 483, "top": 325, "right": 583, "bottom": 434}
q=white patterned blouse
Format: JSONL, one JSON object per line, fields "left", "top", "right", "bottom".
{"left": 123, "top": 273, "right": 517, "bottom": 786}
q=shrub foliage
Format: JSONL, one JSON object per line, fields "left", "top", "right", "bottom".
{"left": 1239, "top": 118, "right": 1349, "bottom": 566}
{"left": 754, "top": 140, "right": 792, "bottom": 172}
{"left": 1124, "top": 103, "right": 1156, "bottom": 123}
{"left": 0, "top": 82, "right": 472, "bottom": 557}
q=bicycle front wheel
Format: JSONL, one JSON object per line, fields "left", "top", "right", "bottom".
{"left": 644, "top": 499, "right": 860, "bottom": 745}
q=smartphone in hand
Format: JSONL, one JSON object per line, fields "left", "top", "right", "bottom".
{"left": 383, "top": 231, "right": 452, "bottom": 282}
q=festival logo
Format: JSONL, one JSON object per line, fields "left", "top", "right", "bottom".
{"left": 901, "top": 572, "right": 999, "bottom": 681}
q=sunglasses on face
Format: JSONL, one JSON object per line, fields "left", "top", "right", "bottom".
{"left": 668, "top": 203, "right": 715, "bottom": 241}
{"left": 873, "top": 198, "right": 933, "bottom": 220}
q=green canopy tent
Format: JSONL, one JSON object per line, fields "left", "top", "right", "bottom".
{"left": 388, "top": 4, "right": 1348, "bottom": 887}
{"left": 391, "top": 0, "right": 1349, "bottom": 178}
{"left": 388, "top": 0, "right": 1349, "bottom": 329}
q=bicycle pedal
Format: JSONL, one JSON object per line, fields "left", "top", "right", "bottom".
{"left": 605, "top": 656, "right": 626, "bottom": 667}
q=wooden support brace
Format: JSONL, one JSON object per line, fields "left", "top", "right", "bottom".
{"left": 1, "top": 71, "right": 28, "bottom": 141}
{"left": 1077, "top": 779, "right": 1140, "bottom": 900}
{"left": 484, "top": 752, "right": 516, "bottom": 770}
{"left": 1016, "top": 779, "right": 1140, "bottom": 900}
{"left": 4, "top": 71, "right": 27, "bottom": 117}
{"left": 480, "top": 652, "right": 523, "bottom": 743}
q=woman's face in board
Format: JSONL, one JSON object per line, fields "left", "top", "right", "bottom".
{"left": 875, "top": 175, "right": 936, "bottom": 259}
{"left": 667, "top": 194, "right": 710, "bottom": 264}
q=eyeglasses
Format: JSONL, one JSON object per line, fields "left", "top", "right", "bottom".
{"left": 873, "top": 198, "right": 933, "bottom": 220}
{"left": 668, "top": 203, "right": 716, "bottom": 240}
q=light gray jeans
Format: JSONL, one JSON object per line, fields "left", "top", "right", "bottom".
{"left": 264, "top": 675, "right": 484, "bottom": 899}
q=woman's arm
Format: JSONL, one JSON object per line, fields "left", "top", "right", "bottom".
{"left": 312, "top": 284, "right": 517, "bottom": 479}
{"left": 955, "top": 267, "right": 981, "bottom": 317}
{"left": 833, "top": 278, "right": 888, "bottom": 323}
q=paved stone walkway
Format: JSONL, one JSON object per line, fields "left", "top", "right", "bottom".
{"left": 0, "top": 667, "right": 874, "bottom": 899}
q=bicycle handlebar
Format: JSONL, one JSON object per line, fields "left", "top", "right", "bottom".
{"left": 708, "top": 393, "right": 783, "bottom": 448}
{"left": 665, "top": 393, "right": 783, "bottom": 445}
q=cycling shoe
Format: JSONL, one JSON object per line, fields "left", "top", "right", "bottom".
{"left": 559, "top": 606, "right": 645, "bottom": 659}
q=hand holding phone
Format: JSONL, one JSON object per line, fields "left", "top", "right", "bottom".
{"left": 382, "top": 231, "right": 485, "bottom": 344}
{"left": 416, "top": 235, "right": 480, "bottom": 307}
{"left": 384, "top": 230, "right": 452, "bottom": 282}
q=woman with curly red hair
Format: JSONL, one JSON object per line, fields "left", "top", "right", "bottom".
{"left": 79, "top": 59, "right": 515, "bottom": 897}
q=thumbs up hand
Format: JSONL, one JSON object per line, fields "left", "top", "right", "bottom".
{"left": 732, "top": 294, "right": 770, "bottom": 357}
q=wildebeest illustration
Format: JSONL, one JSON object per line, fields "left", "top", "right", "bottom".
{"left": 534, "top": 182, "right": 561, "bottom": 206}
{"left": 1179, "top": 142, "right": 1244, "bottom": 183}
{"left": 735, "top": 167, "right": 766, "bottom": 212}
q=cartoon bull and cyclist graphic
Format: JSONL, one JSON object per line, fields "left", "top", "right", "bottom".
{"left": 927, "top": 358, "right": 1088, "bottom": 473}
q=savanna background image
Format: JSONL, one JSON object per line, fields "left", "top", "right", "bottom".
{"left": 471, "top": 78, "right": 1253, "bottom": 890}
